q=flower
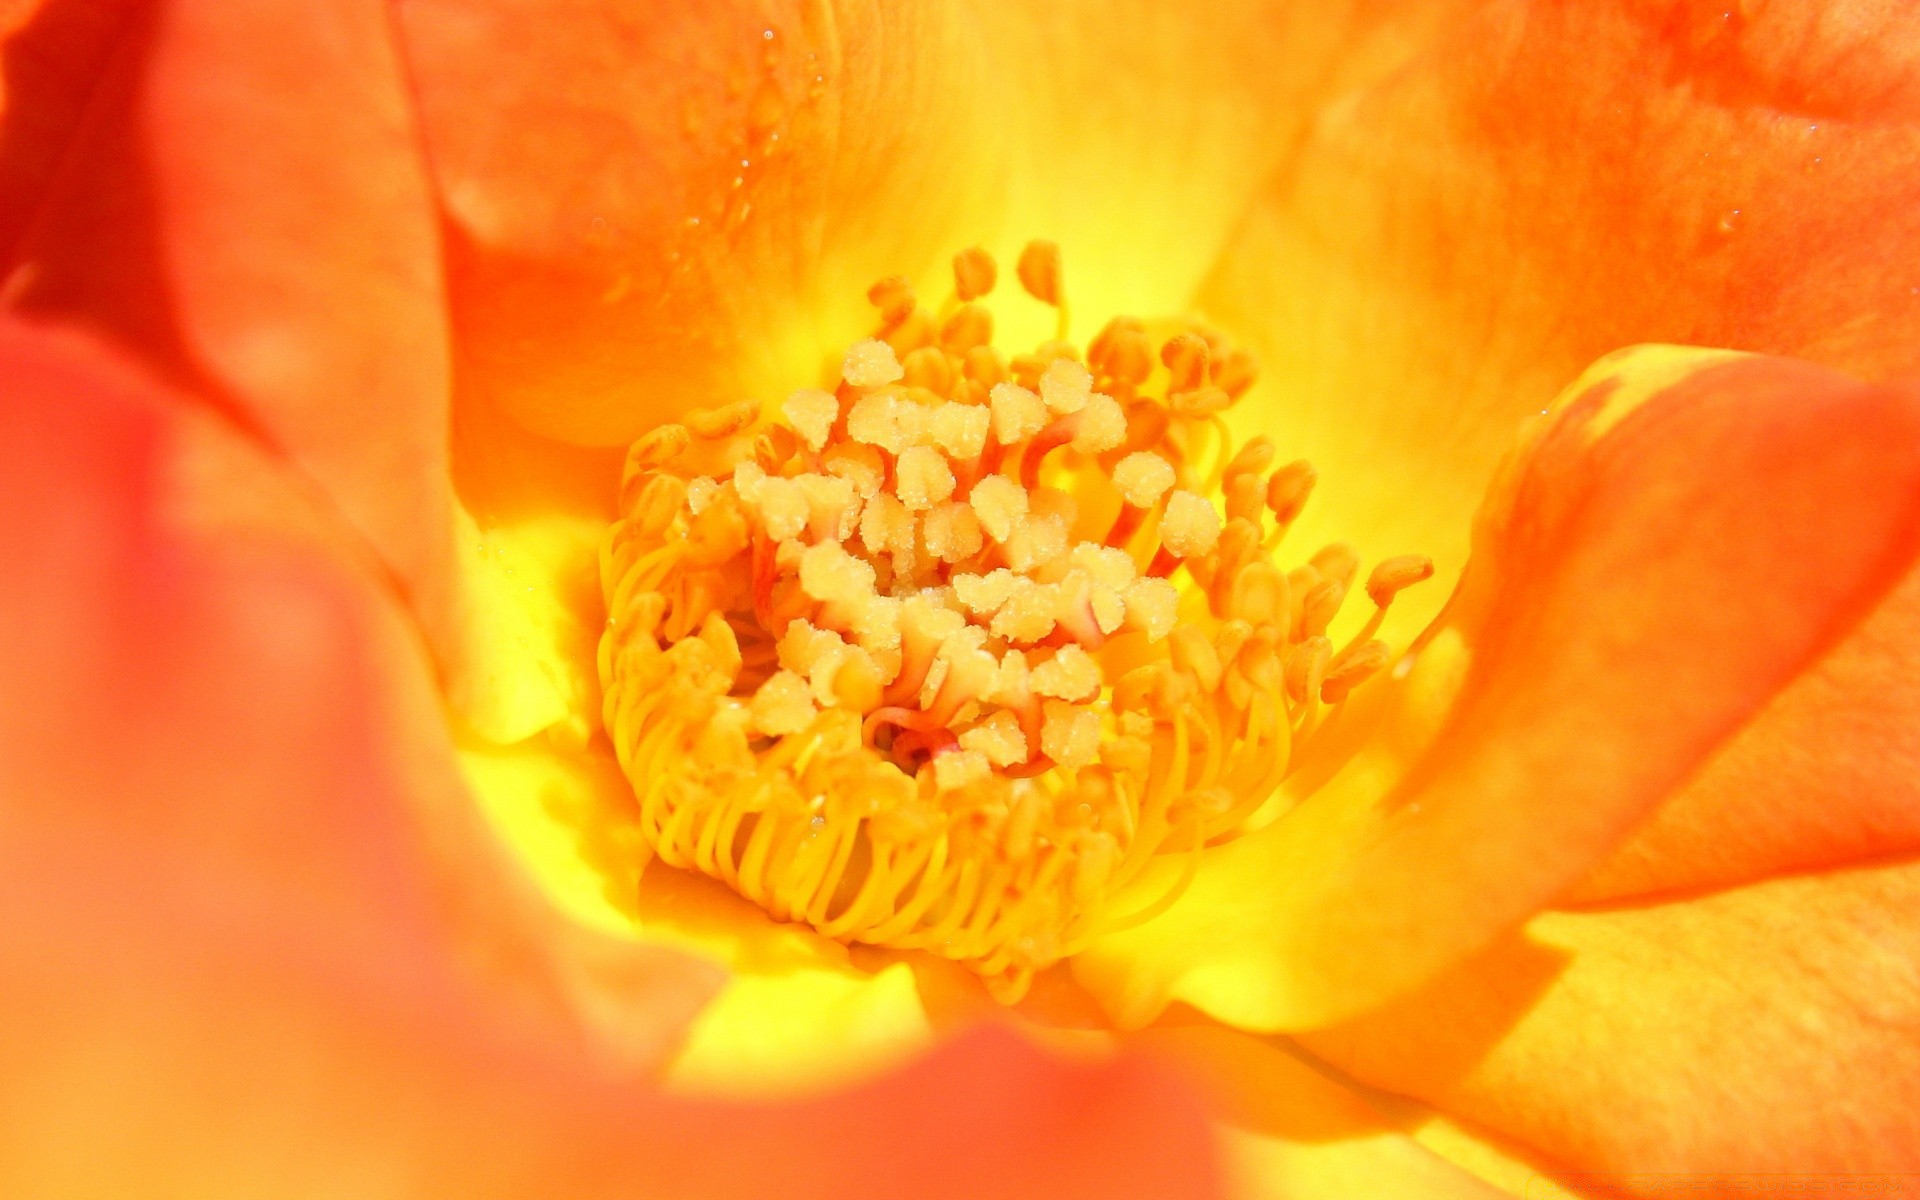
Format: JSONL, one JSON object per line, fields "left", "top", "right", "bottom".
{"left": 4, "top": 0, "right": 1920, "bottom": 1197}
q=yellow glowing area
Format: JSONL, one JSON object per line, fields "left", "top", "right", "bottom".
{"left": 666, "top": 960, "right": 931, "bottom": 1096}
{"left": 598, "top": 242, "right": 1433, "bottom": 1000}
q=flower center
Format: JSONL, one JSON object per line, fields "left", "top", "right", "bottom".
{"left": 598, "top": 242, "right": 1431, "bottom": 1000}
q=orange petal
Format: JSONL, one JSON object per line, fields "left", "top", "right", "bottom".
{"left": 1303, "top": 858, "right": 1920, "bottom": 1177}
{"left": 1077, "top": 346, "right": 1920, "bottom": 1032}
{"left": 1203, "top": 0, "right": 1920, "bottom": 639}
{"left": 1572, "top": 556, "right": 1920, "bottom": 901}
{"left": 0, "top": 0, "right": 461, "bottom": 646}
{"left": 0, "top": 318, "right": 1223, "bottom": 1198}
{"left": 0, "top": 316, "right": 722, "bottom": 1068}
{"left": 397, "top": 0, "right": 1447, "bottom": 445}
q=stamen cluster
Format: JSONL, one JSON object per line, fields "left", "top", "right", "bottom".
{"left": 598, "top": 242, "right": 1430, "bottom": 999}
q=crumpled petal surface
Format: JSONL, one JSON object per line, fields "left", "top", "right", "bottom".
{"left": 1077, "top": 346, "right": 1920, "bottom": 1032}
{"left": 0, "top": 318, "right": 1225, "bottom": 1200}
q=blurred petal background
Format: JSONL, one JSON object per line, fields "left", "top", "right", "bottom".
{"left": 4, "top": 0, "right": 1920, "bottom": 1196}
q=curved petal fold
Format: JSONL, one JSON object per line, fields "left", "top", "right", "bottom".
{"left": 1077, "top": 346, "right": 1920, "bottom": 1032}
{"left": 1572, "top": 557, "right": 1920, "bottom": 901}
{"left": 0, "top": 0, "right": 460, "bottom": 649}
{"left": 0, "top": 316, "right": 721, "bottom": 1070}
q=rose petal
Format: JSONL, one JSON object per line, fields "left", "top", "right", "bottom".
{"left": 1203, "top": 0, "right": 1920, "bottom": 642}
{"left": 0, "top": 315, "right": 724, "bottom": 1066}
{"left": 1571, "top": 560, "right": 1920, "bottom": 901}
{"left": 397, "top": 0, "right": 1447, "bottom": 444}
{"left": 1303, "top": 858, "right": 1920, "bottom": 1178}
{"left": 1076, "top": 346, "right": 1920, "bottom": 1032}
{"left": 0, "top": 0, "right": 460, "bottom": 645}
{"left": 0, "top": 834, "right": 1224, "bottom": 1199}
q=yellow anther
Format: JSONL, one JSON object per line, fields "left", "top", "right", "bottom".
{"left": 847, "top": 390, "right": 927, "bottom": 455}
{"left": 1366, "top": 554, "right": 1436, "bottom": 607}
{"left": 1072, "top": 394, "right": 1129, "bottom": 454}
{"left": 684, "top": 490, "right": 749, "bottom": 565}
{"left": 960, "top": 709, "right": 1029, "bottom": 767}
{"left": 1170, "top": 385, "right": 1230, "bottom": 418}
{"left": 1161, "top": 333, "right": 1211, "bottom": 394}
{"left": 1285, "top": 636, "right": 1332, "bottom": 704}
{"left": 940, "top": 304, "right": 995, "bottom": 356}
{"left": 1169, "top": 625, "right": 1224, "bottom": 692}
{"left": 1311, "top": 543, "right": 1361, "bottom": 592}
{"left": 1121, "top": 577, "right": 1179, "bottom": 641}
{"left": 1032, "top": 645, "right": 1103, "bottom": 702}
{"left": 1229, "top": 561, "right": 1290, "bottom": 628}
{"left": 1041, "top": 700, "right": 1102, "bottom": 768}
{"left": 967, "top": 474, "right": 1028, "bottom": 543}
{"left": 685, "top": 399, "right": 760, "bottom": 439}
{"left": 933, "top": 747, "right": 992, "bottom": 791}
{"left": 1300, "top": 577, "right": 1348, "bottom": 638}
{"left": 953, "top": 245, "right": 998, "bottom": 301}
{"left": 929, "top": 402, "right": 990, "bottom": 459}
{"left": 953, "top": 568, "right": 1018, "bottom": 614}
{"left": 624, "top": 423, "right": 691, "bottom": 477}
{"left": 867, "top": 275, "right": 916, "bottom": 326}
{"left": 1161, "top": 491, "right": 1223, "bottom": 558}
{"left": 1224, "top": 471, "right": 1267, "bottom": 524}
{"left": 1214, "top": 346, "right": 1260, "bottom": 400}
{"left": 923, "top": 500, "right": 984, "bottom": 563}
{"left": 1003, "top": 512, "right": 1069, "bottom": 574}
{"left": 1224, "top": 436, "right": 1277, "bottom": 482}
{"left": 684, "top": 476, "right": 719, "bottom": 516}
{"left": 963, "top": 344, "right": 1010, "bottom": 388}
{"left": 989, "top": 382, "right": 1048, "bottom": 445}
{"left": 859, "top": 492, "right": 913, "bottom": 559}
{"left": 895, "top": 446, "right": 956, "bottom": 511}
{"left": 632, "top": 473, "right": 688, "bottom": 538}
{"left": 1016, "top": 239, "right": 1064, "bottom": 307}
{"left": 902, "top": 345, "right": 954, "bottom": 394}
{"left": 843, "top": 338, "right": 905, "bottom": 388}
{"left": 1322, "top": 639, "right": 1390, "bottom": 704}
{"left": 1040, "top": 358, "right": 1093, "bottom": 415}
{"left": 824, "top": 444, "right": 884, "bottom": 497}
{"left": 1089, "top": 317, "right": 1153, "bottom": 390}
{"left": 598, "top": 242, "right": 1429, "bottom": 1002}
{"left": 1113, "top": 452, "right": 1175, "bottom": 508}
{"left": 990, "top": 575, "right": 1058, "bottom": 642}
{"left": 883, "top": 308, "right": 937, "bottom": 356}
{"left": 1267, "top": 460, "right": 1318, "bottom": 524}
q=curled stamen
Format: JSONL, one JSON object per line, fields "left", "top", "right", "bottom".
{"left": 597, "top": 244, "right": 1431, "bottom": 1001}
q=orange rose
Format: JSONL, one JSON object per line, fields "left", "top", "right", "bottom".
{"left": 4, "top": 1, "right": 1919, "bottom": 1197}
